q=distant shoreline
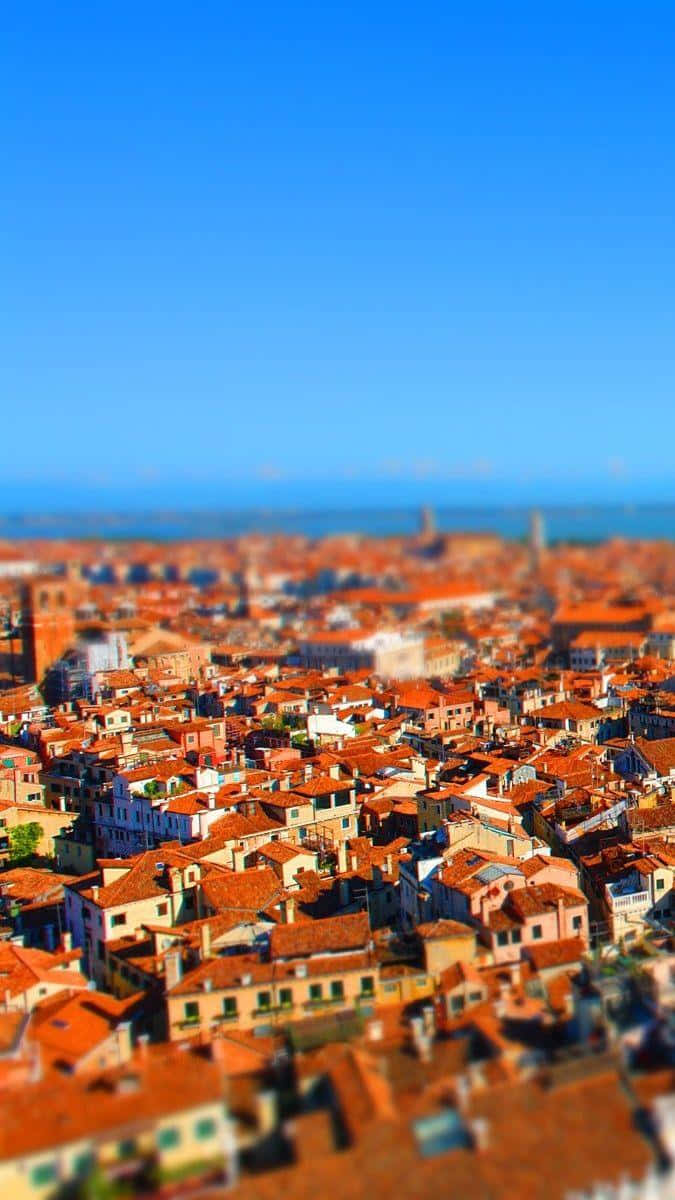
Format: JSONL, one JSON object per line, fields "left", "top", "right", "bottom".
{"left": 0, "top": 504, "right": 674, "bottom": 543}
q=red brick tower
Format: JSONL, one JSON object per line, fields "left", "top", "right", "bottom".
{"left": 22, "top": 578, "right": 76, "bottom": 684}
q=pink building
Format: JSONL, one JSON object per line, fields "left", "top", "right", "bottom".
{"left": 486, "top": 883, "right": 589, "bottom": 964}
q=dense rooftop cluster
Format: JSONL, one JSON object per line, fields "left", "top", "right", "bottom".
{"left": 2, "top": 524, "right": 675, "bottom": 1196}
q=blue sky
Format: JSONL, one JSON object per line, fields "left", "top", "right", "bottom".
{"left": 3, "top": 2, "right": 675, "bottom": 510}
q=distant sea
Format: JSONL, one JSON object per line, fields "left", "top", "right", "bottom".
{"left": 2, "top": 505, "right": 675, "bottom": 543}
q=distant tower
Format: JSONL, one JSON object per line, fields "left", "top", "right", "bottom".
{"left": 529, "top": 509, "right": 546, "bottom": 564}
{"left": 21, "top": 578, "right": 75, "bottom": 684}
{"left": 419, "top": 505, "right": 436, "bottom": 539}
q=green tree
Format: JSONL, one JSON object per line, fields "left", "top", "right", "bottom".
{"left": 441, "top": 608, "right": 464, "bottom": 637}
{"left": 261, "top": 714, "right": 287, "bottom": 731}
{"left": 8, "top": 822, "right": 43, "bottom": 863}
{"left": 143, "top": 780, "right": 160, "bottom": 797}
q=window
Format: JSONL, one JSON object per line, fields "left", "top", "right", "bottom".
{"left": 469, "top": 991, "right": 483, "bottom": 1003}
{"left": 279, "top": 987, "right": 293, "bottom": 1008}
{"left": 195, "top": 1118, "right": 217, "bottom": 1141}
{"left": 156, "top": 902, "right": 168, "bottom": 916}
{"left": 572, "top": 915, "right": 583, "bottom": 930}
{"left": 74, "top": 1152, "right": 95, "bottom": 1176}
{"left": 30, "top": 1163, "right": 57, "bottom": 1186}
{"left": 256, "top": 991, "right": 271, "bottom": 1011}
{"left": 157, "top": 1127, "right": 181, "bottom": 1150}
{"left": 532, "top": 925, "right": 543, "bottom": 940}
{"left": 330, "top": 980, "right": 344, "bottom": 1001}
{"left": 111, "top": 913, "right": 126, "bottom": 927}
{"left": 496, "top": 931, "right": 508, "bottom": 946}
{"left": 290, "top": 808, "right": 299, "bottom": 819}
{"left": 184, "top": 1001, "right": 200, "bottom": 1022}
{"left": 118, "top": 1139, "right": 136, "bottom": 1159}
{"left": 309, "top": 983, "right": 323, "bottom": 1002}
{"left": 223, "top": 996, "right": 237, "bottom": 1018}
{"left": 360, "top": 976, "right": 375, "bottom": 997}
{"left": 657, "top": 878, "right": 666, "bottom": 891}
{"left": 451, "top": 995, "right": 465, "bottom": 1013}
{"left": 342, "top": 817, "right": 350, "bottom": 829}
{"left": 511, "top": 929, "right": 521, "bottom": 944}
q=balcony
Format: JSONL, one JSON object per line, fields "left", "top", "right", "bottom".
{"left": 606, "top": 887, "right": 650, "bottom": 913}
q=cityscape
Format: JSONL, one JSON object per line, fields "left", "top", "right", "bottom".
{"left": 7, "top": 2, "right": 675, "bottom": 1196}
{"left": 0, "top": 516, "right": 674, "bottom": 1196}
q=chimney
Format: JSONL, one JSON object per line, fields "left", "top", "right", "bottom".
{"left": 207, "top": 792, "right": 216, "bottom": 810}
{"left": 421, "top": 1004, "right": 435, "bottom": 1037}
{"left": 210, "top": 1036, "right": 228, "bottom": 1066}
{"left": 556, "top": 896, "right": 566, "bottom": 936}
{"left": 114, "top": 1021, "right": 133, "bottom": 1065}
{"left": 199, "top": 922, "right": 213, "bottom": 960}
{"left": 30, "top": 1041, "right": 43, "bottom": 1083}
{"left": 470, "top": 1117, "right": 490, "bottom": 1151}
{"left": 280, "top": 897, "right": 296, "bottom": 924}
{"left": 137, "top": 1032, "right": 150, "bottom": 1059}
{"left": 257, "top": 1089, "right": 278, "bottom": 1136}
{"left": 410, "top": 1016, "right": 432, "bottom": 1062}
{"left": 61, "top": 931, "right": 72, "bottom": 953}
{"left": 164, "top": 949, "right": 183, "bottom": 990}
{"left": 336, "top": 840, "right": 348, "bottom": 873}
{"left": 91, "top": 886, "right": 99, "bottom": 902}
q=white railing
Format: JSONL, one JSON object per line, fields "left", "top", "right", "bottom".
{"left": 606, "top": 889, "right": 649, "bottom": 912}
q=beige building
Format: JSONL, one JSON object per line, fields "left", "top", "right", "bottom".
{"left": 0, "top": 802, "right": 75, "bottom": 863}
{"left": 0, "top": 1045, "right": 230, "bottom": 1200}
{"left": 165, "top": 912, "right": 438, "bottom": 1040}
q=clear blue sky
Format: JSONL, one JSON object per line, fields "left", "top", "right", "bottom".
{"left": 3, "top": 2, "right": 675, "bottom": 510}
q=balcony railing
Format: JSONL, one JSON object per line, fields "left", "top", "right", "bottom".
{"left": 606, "top": 889, "right": 650, "bottom": 912}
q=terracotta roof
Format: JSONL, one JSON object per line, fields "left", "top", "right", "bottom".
{"left": 628, "top": 802, "right": 675, "bottom": 833}
{"left": 270, "top": 913, "right": 371, "bottom": 960}
{"left": 200, "top": 865, "right": 283, "bottom": 914}
{"left": 525, "top": 936, "right": 586, "bottom": 971}
{"left": 416, "top": 919, "right": 475, "bottom": 941}
{"left": 0, "top": 1043, "right": 223, "bottom": 1160}
{"left": 633, "top": 736, "right": 675, "bottom": 776}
